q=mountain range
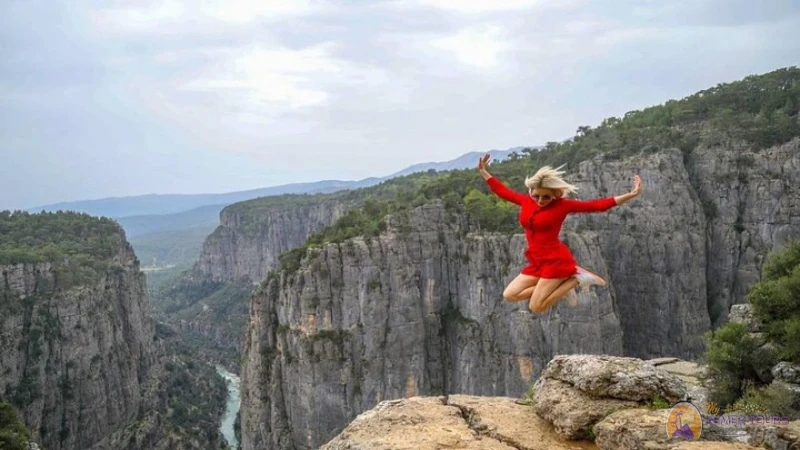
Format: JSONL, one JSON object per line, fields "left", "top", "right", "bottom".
{"left": 29, "top": 147, "right": 529, "bottom": 267}
{"left": 27, "top": 147, "right": 528, "bottom": 221}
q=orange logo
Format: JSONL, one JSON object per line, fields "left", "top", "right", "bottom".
{"left": 666, "top": 402, "right": 702, "bottom": 440}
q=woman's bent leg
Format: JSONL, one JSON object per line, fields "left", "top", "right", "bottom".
{"left": 503, "top": 273, "right": 540, "bottom": 302}
{"left": 528, "top": 278, "right": 568, "bottom": 313}
{"left": 539, "top": 278, "right": 580, "bottom": 311}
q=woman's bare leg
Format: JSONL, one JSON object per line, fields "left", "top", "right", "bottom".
{"left": 529, "top": 277, "right": 583, "bottom": 313}
{"left": 539, "top": 278, "right": 580, "bottom": 311}
{"left": 502, "top": 274, "right": 540, "bottom": 302}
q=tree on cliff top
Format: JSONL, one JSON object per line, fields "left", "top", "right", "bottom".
{"left": 704, "top": 240, "right": 800, "bottom": 416}
{"left": 0, "top": 210, "right": 128, "bottom": 288}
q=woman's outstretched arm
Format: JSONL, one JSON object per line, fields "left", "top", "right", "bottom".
{"left": 614, "top": 175, "right": 643, "bottom": 205}
{"left": 478, "top": 154, "right": 528, "bottom": 205}
{"left": 563, "top": 175, "right": 643, "bottom": 213}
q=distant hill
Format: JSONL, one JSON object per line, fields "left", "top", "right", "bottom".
{"left": 129, "top": 225, "right": 217, "bottom": 268}
{"left": 26, "top": 179, "right": 380, "bottom": 219}
{"left": 386, "top": 147, "right": 528, "bottom": 178}
{"left": 28, "top": 147, "right": 531, "bottom": 268}
{"left": 116, "top": 204, "right": 225, "bottom": 238}
{"left": 27, "top": 147, "right": 530, "bottom": 219}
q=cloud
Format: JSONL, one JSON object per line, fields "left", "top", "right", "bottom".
{"left": 89, "top": 0, "right": 334, "bottom": 35}
{"left": 179, "top": 43, "right": 344, "bottom": 109}
{"left": 2, "top": 0, "right": 800, "bottom": 209}
{"left": 387, "top": 0, "right": 541, "bottom": 14}
{"left": 431, "top": 25, "right": 512, "bottom": 69}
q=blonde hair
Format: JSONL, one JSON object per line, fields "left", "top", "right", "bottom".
{"left": 524, "top": 165, "right": 578, "bottom": 197}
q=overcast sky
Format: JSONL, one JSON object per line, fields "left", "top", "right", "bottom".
{"left": 2, "top": 0, "right": 799, "bottom": 210}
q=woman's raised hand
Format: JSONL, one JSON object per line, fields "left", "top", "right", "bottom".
{"left": 477, "top": 153, "right": 492, "bottom": 180}
{"left": 631, "top": 175, "right": 643, "bottom": 197}
{"left": 478, "top": 153, "right": 491, "bottom": 171}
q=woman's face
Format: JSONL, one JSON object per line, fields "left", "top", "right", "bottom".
{"left": 530, "top": 187, "right": 558, "bottom": 207}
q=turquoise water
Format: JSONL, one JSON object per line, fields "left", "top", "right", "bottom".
{"left": 216, "top": 366, "right": 241, "bottom": 449}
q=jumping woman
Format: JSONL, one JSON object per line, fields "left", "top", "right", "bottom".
{"left": 477, "top": 153, "right": 643, "bottom": 314}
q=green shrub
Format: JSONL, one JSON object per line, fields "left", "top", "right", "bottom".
{"left": 762, "top": 241, "right": 800, "bottom": 281}
{"left": 729, "top": 383, "right": 800, "bottom": 419}
{"left": 748, "top": 242, "right": 800, "bottom": 364}
{"left": 704, "top": 241, "right": 800, "bottom": 409}
{"left": 0, "top": 402, "right": 32, "bottom": 450}
{"left": 703, "top": 322, "right": 776, "bottom": 406}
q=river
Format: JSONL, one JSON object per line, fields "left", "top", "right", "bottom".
{"left": 216, "top": 366, "right": 241, "bottom": 449}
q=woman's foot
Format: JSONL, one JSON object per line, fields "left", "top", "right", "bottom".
{"left": 574, "top": 266, "right": 606, "bottom": 291}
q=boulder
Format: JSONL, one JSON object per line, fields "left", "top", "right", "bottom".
{"left": 532, "top": 378, "right": 636, "bottom": 439}
{"left": 540, "top": 354, "right": 688, "bottom": 402}
{"left": 728, "top": 304, "right": 762, "bottom": 332}
{"left": 773, "top": 362, "right": 800, "bottom": 385}
{"left": 532, "top": 355, "right": 688, "bottom": 440}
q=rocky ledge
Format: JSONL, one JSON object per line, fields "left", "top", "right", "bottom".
{"left": 322, "top": 355, "right": 800, "bottom": 450}
{"left": 320, "top": 395, "right": 598, "bottom": 450}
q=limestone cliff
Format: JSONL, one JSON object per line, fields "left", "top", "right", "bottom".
{"left": 0, "top": 213, "right": 229, "bottom": 450}
{"left": 240, "top": 202, "right": 623, "bottom": 449}
{"left": 150, "top": 195, "right": 357, "bottom": 373}
{"left": 0, "top": 241, "right": 156, "bottom": 450}
{"left": 198, "top": 197, "right": 354, "bottom": 283}
{"left": 239, "top": 137, "right": 800, "bottom": 449}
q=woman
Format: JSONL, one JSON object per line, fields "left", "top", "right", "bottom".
{"left": 477, "top": 153, "right": 643, "bottom": 314}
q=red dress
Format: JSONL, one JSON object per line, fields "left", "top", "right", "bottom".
{"left": 485, "top": 176, "right": 618, "bottom": 278}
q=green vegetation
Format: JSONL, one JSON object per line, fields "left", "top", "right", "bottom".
{"left": 130, "top": 224, "right": 216, "bottom": 269}
{"left": 0, "top": 402, "right": 33, "bottom": 450}
{"left": 143, "top": 264, "right": 192, "bottom": 297}
{"left": 641, "top": 396, "right": 671, "bottom": 410}
{"left": 703, "top": 241, "right": 800, "bottom": 417}
{"left": 161, "top": 353, "right": 227, "bottom": 433}
{"left": 151, "top": 269, "right": 227, "bottom": 315}
{"left": 268, "top": 67, "right": 800, "bottom": 275}
{"left": 0, "top": 211, "right": 127, "bottom": 288}
{"left": 149, "top": 272, "right": 252, "bottom": 372}
{"left": 117, "top": 323, "right": 231, "bottom": 450}
{"left": 520, "top": 384, "right": 537, "bottom": 406}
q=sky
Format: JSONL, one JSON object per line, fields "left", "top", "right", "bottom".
{"left": 2, "top": 0, "right": 800, "bottom": 210}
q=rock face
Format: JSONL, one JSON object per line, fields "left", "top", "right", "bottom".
{"left": 240, "top": 203, "right": 624, "bottom": 450}
{"left": 155, "top": 196, "right": 355, "bottom": 372}
{"left": 238, "top": 139, "right": 800, "bottom": 449}
{"left": 198, "top": 198, "right": 353, "bottom": 283}
{"left": 0, "top": 242, "right": 156, "bottom": 450}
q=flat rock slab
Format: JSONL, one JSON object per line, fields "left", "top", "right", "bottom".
{"left": 448, "top": 395, "right": 598, "bottom": 450}
{"left": 649, "top": 357, "right": 681, "bottom": 366}
{"left": 658, "top": 361, "right": 707, "bottom": 379}
{"left": 320, "top": 397, "right": 512, "bottom": 450}
{"left": 541, "top": 355, "right": 688, "bottom": 402}
{"left": 321, "top": 396, "right": 597, "bottom": 450}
